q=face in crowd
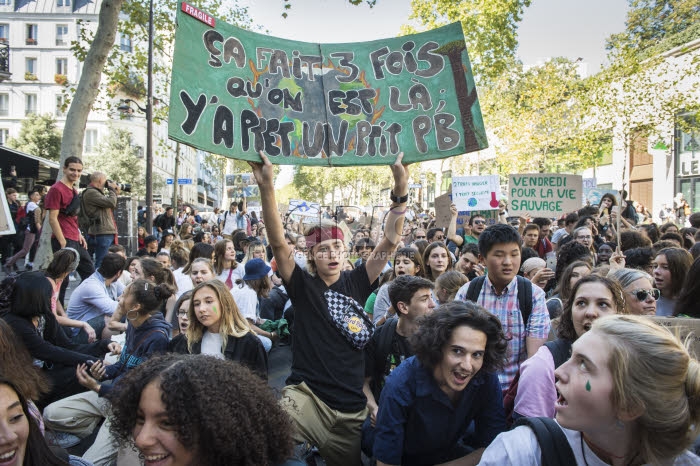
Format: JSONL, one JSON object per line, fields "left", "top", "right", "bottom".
{"left": 455, "top": 251, "right": 479, "bottom": 275}
{"left": 433, "top": 325, "right": 486, "bottom": 400}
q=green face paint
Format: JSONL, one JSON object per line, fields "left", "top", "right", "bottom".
{"left": 585, "top": 380, "right": 591, "bottom": 392}
{"left": 213, "top": 305, "right": 218, "bottom": 316}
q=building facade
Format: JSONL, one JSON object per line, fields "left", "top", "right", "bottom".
{"left": 0, "top": 0, "right": 221, "bottom": 210}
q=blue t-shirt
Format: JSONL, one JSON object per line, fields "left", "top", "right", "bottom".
{"left": 373, "top": 356, "right": 506, "bottom": 466}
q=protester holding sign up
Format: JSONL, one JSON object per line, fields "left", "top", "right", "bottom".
{"left": 250, "top": 150, "right": 409, "bottom": 465}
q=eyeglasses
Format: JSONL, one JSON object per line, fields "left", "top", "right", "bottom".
{"left": 576, "top": 236, "right": 592, "bottom": 240}
{"left": 629, "top": 288, "right": 660, "bottom": 301}
{"left": 473, "top": 220, "right": 486, "bottom": 225}
{"left": 177, "top": 310, "right": 188, "bottom": 317}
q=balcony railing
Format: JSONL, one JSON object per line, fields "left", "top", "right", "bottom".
{"left": 0, "top": 42, "right": 9, "bottom": 82}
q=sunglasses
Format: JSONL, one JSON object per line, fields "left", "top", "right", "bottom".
{"left": 473, "top": 220, "right": 486, "bottom": 225}
{"left": 415, "top": 235, "right": 426, "bottom": 239}
{"left": 629, "top": 288, "right": 660, "bottom": 301}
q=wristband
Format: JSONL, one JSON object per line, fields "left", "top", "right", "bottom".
{"left": 390, "top": 207, "right": 407, "bottom": 215}
{"left": 390, "top": 190, "right": 409, "bottom": 204}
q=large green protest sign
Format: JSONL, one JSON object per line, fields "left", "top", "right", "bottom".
{"left": 169, "top": 3, "right": 488, "bottom": 166}
{"left": 508, "top": 174, "right": 582, "bottom": 217}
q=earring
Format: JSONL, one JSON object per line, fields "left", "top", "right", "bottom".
{"left": 126, "top": 309, "right": 139, "bottom": 321}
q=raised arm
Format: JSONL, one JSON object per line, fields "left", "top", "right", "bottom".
{"left": 446, "top": 204, "right": 464, "bottom": 247}
{"left": 367, "top": 153, "right": 409, "bottom": 284}
{"left": 249, "top": 152, "right": 294, "bottom": 283}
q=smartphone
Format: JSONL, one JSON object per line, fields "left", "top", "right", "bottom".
{"left": 545, "top": 252, "right": 557, "bottom": 271}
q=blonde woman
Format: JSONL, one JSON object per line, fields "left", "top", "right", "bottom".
{"left": 481, "top": 314, "right": 700, "bottom": 465}
{"left": 168, "top": 279, "right": 267, "bottom": 378}
{"left": 434, "top": 270, "right": 469, "bottom": 304}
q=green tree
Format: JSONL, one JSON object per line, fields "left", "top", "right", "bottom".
{"left": 70, "top": 0, "right": 253, "bottom": 120}
{"left": 84, "top": 126, "right": 150, "bottom": 199}
{"left": 482, "top": 58, "right": 605, "bottom": 176}
{"left": 584, "top": 0, "right": 700, "bottom": 189}
{"left": 606, "top": 0, "right": 700, "bottom": 57}
{"left": 402, "top": 0, "right": 532, "bottom": 84}
{"left": 6, "top": 113, "right": 62, "bottom": 161}
{"left": 292, "top": 165, "right": 392, "bottom": 206}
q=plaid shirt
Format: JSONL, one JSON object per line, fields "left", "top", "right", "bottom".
{"left": 456, "top": 275, "right": 550, "bottom": 392}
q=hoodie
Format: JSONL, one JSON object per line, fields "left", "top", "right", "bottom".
{"left": 99, "top": 313, "right": 171, "bottom": 397}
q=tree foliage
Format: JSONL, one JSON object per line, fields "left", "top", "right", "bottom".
{"left": 606, "top": 0, "right": 700, "bottom": 57}
{"left": 292, "top": 165, "right": 391, "bottom": 206}
{"left": 402, "top": 0, "right": 531, "bottom": 84}
{"left": 482, "top": 58, "right": 607, "bottom": 176}
{"left": 281, "top": 0, "right": 377, "bottom": 18}
{"left": 83, "top": 126, "right": 166, "bottom": 199}
{"left": 6, "top": 113, "right": 62, "bottom": 161}
{"left": 70, "top": 0, "right": 253, "bottom": 119}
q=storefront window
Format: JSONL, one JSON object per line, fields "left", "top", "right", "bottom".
{"left": 676, "top": 113, "right": 700, "bottom": 213}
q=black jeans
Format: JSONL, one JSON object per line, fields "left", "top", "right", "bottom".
{"left": 51, "top": 238, "right": 94, "bottom": 306}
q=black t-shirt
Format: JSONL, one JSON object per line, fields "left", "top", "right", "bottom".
{"left": 364, "top": 321, "right": 413, "bottom": 401}
{"left": 284, "top": 263, "right": 376, "bottom": 412}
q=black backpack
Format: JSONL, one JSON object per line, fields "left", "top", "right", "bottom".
{"left": 513, "top": 417, "right": 577, "bottom": 466}
{"left": 465, "top": 275, "right": 533, "bottom": 323}
{"left": 370, "top": 317, "right": 399, "bottom": 400}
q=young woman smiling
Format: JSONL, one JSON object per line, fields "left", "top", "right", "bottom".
{"left": 108, "top": 354, "right": 296, "bottom": 466}
{"left": 0, "top": 378, "right": 69, "bottom": 466}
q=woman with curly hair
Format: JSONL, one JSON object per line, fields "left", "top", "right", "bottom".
{"left": 168, "top": 280, "right": 267, "bottom": 378}
{"left": 513, "top": 275, "right": 627, "bottom": 422}
{"left": 372, "top": 301, "right": 508, "bottom": 465}
{"left": 481, "top": 315, "right": 700, "bottom": 465}
{"left": 108, "top": 354, "right": 296, "bottom": 466}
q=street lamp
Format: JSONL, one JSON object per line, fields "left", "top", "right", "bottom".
{"left": 116, "top": 0, "right": 154, "bottom": 233}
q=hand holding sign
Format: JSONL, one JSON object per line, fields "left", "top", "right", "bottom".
{"left": 389, "top": 152, "right": 409, "bottom": 197}
{"left": 249, "top": 151, "right": 275, "bottom": 188}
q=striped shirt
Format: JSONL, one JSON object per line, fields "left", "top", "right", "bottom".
{"left": 456, "top": 275, "right": 550, "bottom": 392}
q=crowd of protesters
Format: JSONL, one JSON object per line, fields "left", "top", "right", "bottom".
{"left": 1, "top": 154, "right": 700, "bottom": 465}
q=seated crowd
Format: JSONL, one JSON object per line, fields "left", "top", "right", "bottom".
{"left": 2, "top": 169, "right": 700, "bottom": 466}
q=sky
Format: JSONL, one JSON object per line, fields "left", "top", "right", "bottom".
{"left": 239, "top": 0, "right": 630, "bottom": 74}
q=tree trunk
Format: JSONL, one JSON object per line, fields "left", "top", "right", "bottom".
{"left": 34, "top": 0, "right": 124, "bottom": 269}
